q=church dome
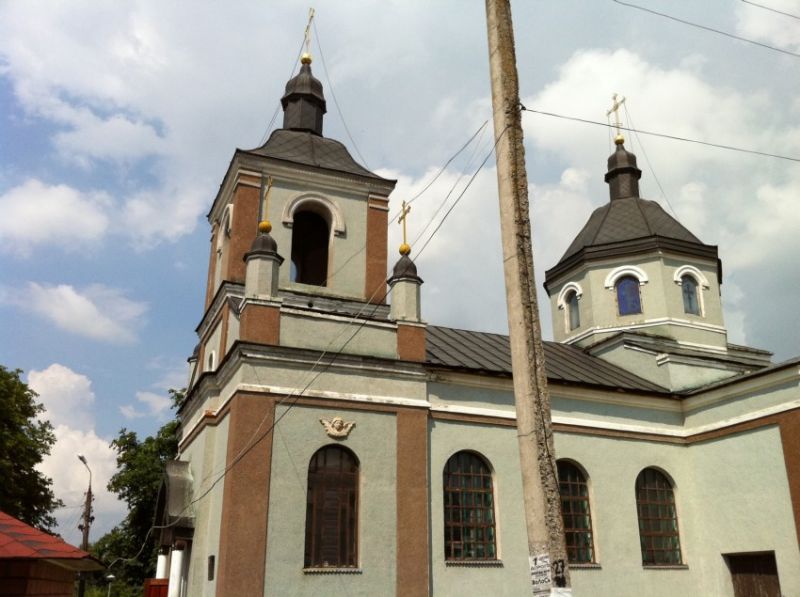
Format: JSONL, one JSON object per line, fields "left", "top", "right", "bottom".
{"left": 544, "top": 140, "right": 718, "bottom": 289}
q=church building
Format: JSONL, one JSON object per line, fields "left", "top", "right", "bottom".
{"left": 154, "top": 53, "right": 800, "bottom": 597}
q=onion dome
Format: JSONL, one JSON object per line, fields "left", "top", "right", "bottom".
{"left": 280, "top": 55, "right": 327, "bottom": 135}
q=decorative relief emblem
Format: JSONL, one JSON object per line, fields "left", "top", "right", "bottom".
{"left": 320, "top": 416, "right": 355, "bottom": 439}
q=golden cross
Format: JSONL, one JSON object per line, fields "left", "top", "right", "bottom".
{"left": 304, "top": 8, "right": 315, "bottom": 55}
{"left": 398, "top": 200, "right": 411, "bottom": 250}
{"left": 606, "top": 93, "right": 626, "bottom": 137}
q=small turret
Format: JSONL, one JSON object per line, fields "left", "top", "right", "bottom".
{"left": 244, "top": 220, "right": 284, "bottom": 299}
{"left": 280, "top": 54, "right": 327, "bottom": 136}
{"left": 604, "top": 135, "right": 642, "bottom": 201}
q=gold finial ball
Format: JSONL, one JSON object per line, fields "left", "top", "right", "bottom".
{"left": 258, "top": 220, "right": 272, "bottom": 234}
{"left": 399, "top": 243, "right": 411, "bottom": 256}
{"left": 614, "top": 133, "right": 625, "bottom": 145}
{"left": 301, "top": 52, "right": 313, "bottom": 65}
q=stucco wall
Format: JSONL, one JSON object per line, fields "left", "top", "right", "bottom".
{"left": 182, "top": 415, "right": 229, "bottom": 597}
{"left": 267, "top": 180, "right": 369, "bottom": 300}
{"left": 429, "top": 419, "right": 531, "bottom": 597}
{"left": 556, "top": 426, "right": 800, "bottom": 596}
{"left": 263, "top": 404, "right": 397, "bottom": 596}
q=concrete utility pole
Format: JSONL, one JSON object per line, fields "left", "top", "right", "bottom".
{"left": 484, "top": 1, "right": 571, "bottom": 594}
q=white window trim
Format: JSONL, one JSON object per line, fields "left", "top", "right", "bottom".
{"left": 604, "top": 265, "right": 649, "bottom": 289}
{"left": 673, "top": 265, "right": 707, "bottom": 317}
{"left": 557, "top": 282, "right": 583, "bottom": 333}
{"left": 282, "top": 193, "right": 346, "bottom": 237}
{"left": 556, "top": 282, "right": 584, "bottom": 310}
{"left": 672, "top": 265, "right": 710, "bottom": 289}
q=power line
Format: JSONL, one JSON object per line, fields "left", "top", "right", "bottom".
{"left": 313, "top": 21, "right": 370, "bottom": 169}
{"left": 520, "top": 105, "right": 800, "bottom": 163}
{"left": 622, "top": 103, "right": 679, "bottom": 218}
{"left": 612, "top": 0, "right": 800, "bottom": 58}
{"left": 256, "top": 36, "right": 308, "bottom": 147}
{"left": 741, "top": 0, "right": 800, "bottom": 20}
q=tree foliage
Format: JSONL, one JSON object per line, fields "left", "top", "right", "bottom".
{"left": 91, "top": 388, "right": 183, "bottom": 592}
{"left": 0, "top": 365, "right": 63, "bottom": 531}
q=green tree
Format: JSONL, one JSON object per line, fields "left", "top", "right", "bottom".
{"left": 0, "top": 365, "right": 63, "bottom": 531}
{"left": 91, "top": 389, "right": 183, "bottom": 593}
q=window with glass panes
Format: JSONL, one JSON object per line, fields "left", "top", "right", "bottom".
{"left": 304, "top": 446, "right": 359, "bottom": 568}
{"left": 635, "top": 468, "right": 682, "bottom": 565}
{"left": 681, "top": 274, "right": 700, "bottom": 315}
{"left": 557, "top": 460, "right": 595, "bottom": 563}
{"left": 443, "top": 451, "right": 497, "bottom": 560}
{"left": 616, "top": 275, "right": 642, "bottom": 315}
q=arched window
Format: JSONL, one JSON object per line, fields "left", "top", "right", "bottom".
{"left": 681, "top": 275, "right": 700, "bottom": 315}
{"left": 443, "top": 451, "right": 497, "bottom": 561}
{"left": 566, "top": 291, "right": 580, "bottom": 330}
{"left": 635, "top": 468, "right": 682, "bottom": 566}
{"left": 304, "top": 446, "right": 358, "bottom": 568}
{"left": 206, "top": 350, "right": 216, "bottom": 372}
{"left": 291, "top": 210, "right": 329, "bottom": 286}
{"left": 616, "top": 275, "right": 642, "bottom": 316}
{"left": 557, "top": 460, "right": 595, "bottom": 564}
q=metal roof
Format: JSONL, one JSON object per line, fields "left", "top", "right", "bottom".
{"left": 559, "top": 197, "right": 703, "bottom": 263}
{"left": 246, "top": 129, "right": 391, "bottom": 182}
{"left": 426, "top": 325, "right": 668, "bottom": 393}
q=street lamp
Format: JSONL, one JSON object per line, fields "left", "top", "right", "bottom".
{"left": 77, "top": 454, "right": 93, "bottom": 597}
{"left": 105, "top": 573, "right": 115, "bottom": 597}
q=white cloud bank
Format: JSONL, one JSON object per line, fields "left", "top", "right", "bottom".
{"left": 3, "top": 283, "right": 147, "bottom": 344}
{"left": 29, "top": 364, "right": 125, "bottom": 546}
{"left": 0, "top": 179, "right": 110, "bottom": 256}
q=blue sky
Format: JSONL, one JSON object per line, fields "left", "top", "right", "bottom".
{"left": 1, "top": 0, "right": 798, "bottom": 545}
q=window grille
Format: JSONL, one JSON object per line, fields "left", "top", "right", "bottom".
{"left": 443, "top": 451, "right": 497, "bottom": 561}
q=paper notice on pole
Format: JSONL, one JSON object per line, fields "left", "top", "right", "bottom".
{"left": 529, "top": 553, "right": 551, "bottom": 595}
{"left": 551, "top": 590, "right": 573, "bottom": 597}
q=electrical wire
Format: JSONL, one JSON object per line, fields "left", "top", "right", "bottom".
{"left": 622, "top": 103, "right": 679, "bottom": 218}
{"left": 741, "top": 0, "right": 800, "bottom": 20}
{"left": 612, "top": 0, "right": 800, "bottom": 58}
{"left": 256, "top": 37, "right": 307, "bottom": 147}
{"left": 313, "top": 21, "right": 370, "bottom": 169}
{"left": 520, "top": 105, "right": 800, "bottom": 163}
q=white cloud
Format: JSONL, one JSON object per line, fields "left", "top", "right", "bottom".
{"left": 0, "top": 179, "right": 110, "bottom": 255}
{"left": 121, "top": 391, "right": 172, "bottom": 420}
{"left": 28, "top": 364, "right": 125, "bottom": 546}
{"left": 29, "top": 364, "right": 95, "bottom": 430}
{"left": 736, "top": 0, "right": 800, "bottom": 53}
{"left": 6, "top": 283, "right": 147, "bottom": 343}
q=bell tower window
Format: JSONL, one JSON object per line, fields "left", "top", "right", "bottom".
{"left": 616, "top": 276, "right": 642, "bottom": 316}
{"left": 291, "top": 210, "right": 329, "bottom": 286}
{"left": 681, "top": 275, "right": 700, "bottom": 315}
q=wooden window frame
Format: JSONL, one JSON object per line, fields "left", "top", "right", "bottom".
{"left": 304, "top": 445, "right": 359, "bottom": 569}
{"left": 557, "top": 460, "right": 595, "bottom": 564}
{"left": 443, "top": 451, "right": 498, "bottom": 562}
{"left": 636, "top": 468, "right": 682, "bottom": 566}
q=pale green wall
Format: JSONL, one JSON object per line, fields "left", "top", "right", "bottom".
{"left": 280, "top": 312, "right": 398, "bottom": 359}
{"left": 264, "top": 404, "right": 397, "bottom": 596}
{"left": 265, "top": 180, "right": 370, "bottom": 301}
{"left": 548, "top": 254, "right": 726, "bottom": 350}
{"left": 182, "top": 416, "right": 229, "bottom": 597}
{"left": 683, "top": 379, "right": 799, "bottom": 428}
{"left": 429, "top": 419, "right": 531, "bottom": 597}
{"left": 556, "top": 426, "right": 800, "bottom": 597}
